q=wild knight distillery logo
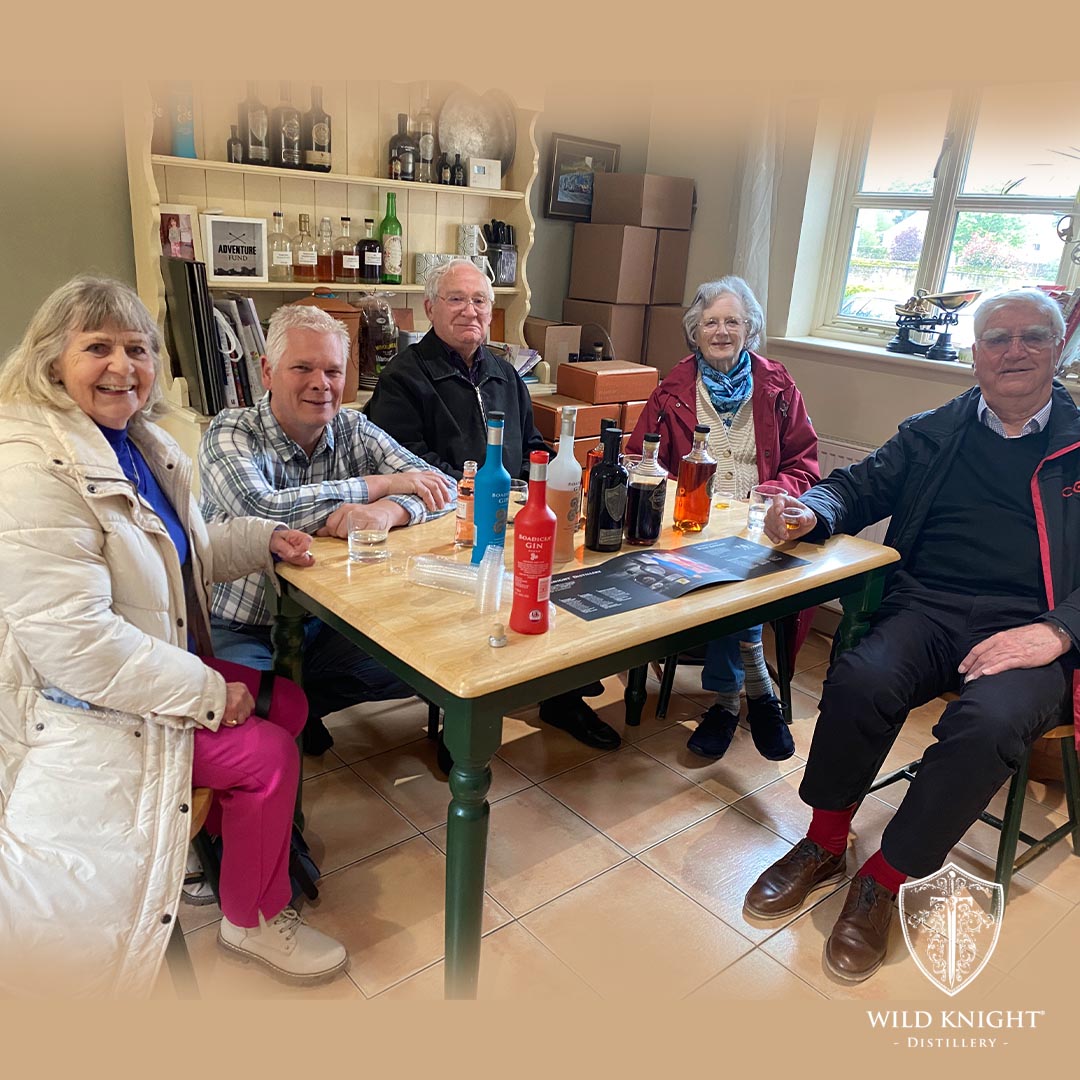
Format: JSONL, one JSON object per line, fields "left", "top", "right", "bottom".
{"left": 898, "top": 862, "right": 1002, "bottom": 996}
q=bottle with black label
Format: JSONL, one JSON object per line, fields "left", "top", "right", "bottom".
{"left": 237, "top": 82, "right": 269, "bottom": 166}
{"left": 451, "top": 153, "right": 465, "bottom": 186}
{"left": 301, "top": 84, "right": 332, "bottom": 172}
{"left": 585, "top": 426, "right": 627, "bottom": 553}
{"left": 358, "top": 218, "right": 382, "bottom": 284}
{"left": 270, "top": 82, "right": 302, "bottom": 169}
{"left": 388, "top": 113, "right": 418, "bottom": 182}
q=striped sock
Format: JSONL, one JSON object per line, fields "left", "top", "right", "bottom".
{"left": 739, "top": 639, "right": 774, "bottom": 700}
{"left": 713, "top": 690, "right": 741, "bottom": 715}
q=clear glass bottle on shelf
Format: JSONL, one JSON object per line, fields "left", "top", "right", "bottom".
{"left": 268, "top": 211, "right": 293, "bottom": 283}
{"left": 379, "top": 193, "right": 403, "bottom": 285}
{"left": 333, "top": 216, "right": 361, "bottom": 285}
{"left": 388, "top": 113, "right": 418, "bottom": 182}
{"left": 270, "top": 82, "right": 302, "bottom": 169}
{"left": 316, "top": 216, "right": 334, "bottom": 283}
{"left": 292, "top": 212, "right": 318, "bottom": 283}
{"left": 226, "top": 124, "right": 243, "bottom": 164}
{"left": 301, "top": 84, "right": 332, "bottom": 173}
{"left": 673, "top": 425, "right": 717, "bottom": 532}
{"left": 358, "top": 218, "right": 382, "bottom": 284}
{"left": 416, "top": 88, "right": 434, "bottom": 183}
{"left": 625, "top": 433, "right": 667, "bottom": 546}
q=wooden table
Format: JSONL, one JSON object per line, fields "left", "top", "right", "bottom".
{"left": 271, "top": 498, "right": 899, "bottom": 998}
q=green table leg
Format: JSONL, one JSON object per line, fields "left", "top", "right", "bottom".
{"left": 624, "top": 664, "right": 648, "bottom": 727}
{"left": 271, "top": 590, "right": 308, "bottom": 830}
{"left": 443, "top": 702, "right": 503, "bottom": 999}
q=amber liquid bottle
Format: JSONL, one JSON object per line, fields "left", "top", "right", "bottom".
{"left": 673, "top": 425, "right": 717, "bottom": 532}
{"left": 454, "top": 460, "right": 478, "bottom": 547}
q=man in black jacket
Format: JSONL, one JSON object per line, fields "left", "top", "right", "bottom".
{"left": 368, "top": 258, "right": 620, "bottom": 754}
{"left": 742, "top": 289, "right": 1078, "bottom": 983}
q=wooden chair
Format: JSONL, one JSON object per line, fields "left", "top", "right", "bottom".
{"left": 163, "top": 787, "right": 214, "bottom": 999}
{"left": 868, "top": 695, "right": 1080, "bottom": 904}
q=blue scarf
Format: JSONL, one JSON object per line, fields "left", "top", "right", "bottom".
{"left": 696, "top": 349, "right": 753, "bottom": 425}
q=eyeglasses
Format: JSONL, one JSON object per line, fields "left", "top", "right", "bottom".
{"left": 437, "top": 294, "right": 492, "bottom": 312}
{"left": 977, "top": 328, "right": 1059, "bottom": 352}
{"left": 701, "top": 317, "right": 747, "bottom": 333}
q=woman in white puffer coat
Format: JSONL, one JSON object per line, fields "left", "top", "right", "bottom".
{"left": 0, "top": 277, "right": 347, "bottom": 995}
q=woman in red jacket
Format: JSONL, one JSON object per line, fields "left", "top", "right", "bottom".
{"left": 627, "top": 276, "right": 819, "bottom": 761}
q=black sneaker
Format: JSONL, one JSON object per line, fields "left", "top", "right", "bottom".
{"left": 686, "top": 705, "right": 740, "bottom": 759}
{"left": 746, "top": 694, "right": 795, "bottom": 761}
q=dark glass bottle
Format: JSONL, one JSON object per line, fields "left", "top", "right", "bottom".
{"left": 226, "top": 124, "right": 243, "bottom": 164}
{"left": 581, "top": 417, "right": 617, "bottom": 509}
{"left": 357, "top": 218, "right": 382, "bottom": 284}
{"left": 438, "top": 153, "right": 451, "bottom": 185}
{"left": 585, "top": 427, "right": 627, "bottom": 553}
{"left": 388, "top": 113, "right": 418, "bottom": 182}
{"left": 625, "top": 433, "right": 668, "bottom": 546}
{"left": 301, "top": 84, "right": 332, "bottom": 172}
{"left": 451, "top": 152, "right": 465, "bottom": 186}
{"left": 237, "top": 82, "right": 269, "bottom": 165}
{"left": 270, "top": 82, "right": 302, "bottom": 169}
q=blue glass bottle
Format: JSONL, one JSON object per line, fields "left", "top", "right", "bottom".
{"left": 471, "top": 411, "right": 511, "bottom": 565}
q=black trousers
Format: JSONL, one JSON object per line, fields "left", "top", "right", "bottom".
{"left": 800, "top": 572, "right": 1072, "bottom": 877}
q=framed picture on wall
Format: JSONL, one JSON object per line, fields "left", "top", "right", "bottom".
{"left": 158, "top": 203, "right": 202, "bottom": 262}
{"left": 544, "top": 133, "right": 621, "bottom": 222}
{"left": 200, "top": 214, "right": 268, "bottom": 284}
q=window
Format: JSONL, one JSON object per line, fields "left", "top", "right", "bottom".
{"left": 817, "top": 84, "right": 1080, "bottom": 348}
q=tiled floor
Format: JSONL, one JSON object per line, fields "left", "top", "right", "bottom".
{"left": 161, "top": 631, "right": 1079, "bottom": 1001}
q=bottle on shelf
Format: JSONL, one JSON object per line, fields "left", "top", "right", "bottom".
{"left": 379, "top": 193, "right": 403, "bottom": 285}
{"left": 270, "top": 82, "right": 302, "bottom": 169}
{"left": 625, "top": 433, "right": 668, "bottom": 546}
{"left": 592, "top": 341, "right": 605, "bottom": 363}
{"left": 454, "top": 460, "right": 478, "bottom": 548}
{"left": 332, "top": 216, "right": 361, "bottom": 285}
{"left": 581, "top": 417, "right": 617, "bottom": 510}
{"left": 170, "top": 82, "right": 196, "bottom": 159}
{"left": 316, "top": 216, "right": 335, "bottom": 283}
{"left": 547, "top": 407, "right": 583, "bottom": 562}
{"left": 451, "top": 153, "right": 465, "bottom": 186}
{"left": 292, "top": 212, "right": 318, "bottom": 282}
{"left": 416, "top": 88, "right": 435, "bottom": 183}
{"left": 238, "top": 82, "right": 269, "bottom": 166}
{"left": 358, "top": 218, "right": 382, "bottom": 284}
{"left": 268, "top": 211, "right": 293, "bottom": 283}
{"left": 301, "top": 84, "right": 332, "bottom": 173}
{"left": 510, "top": 451, "right": 557, "bottom": 635}
{"left": 673, "top": 425, "right": 717, "bottom": 532}
{"left": 471, "top": 411, "right": 512, "bottom": 566}
{"left": 438, "top": 153, "right": 451, "bottom": 185}
{"left": 388, "top": 113, "right": 418, "bottom": 182}
{"left": 226, "top": 124, "right": 243, "bottom": 164}
{"left": 585, "top": 426, "right": 627, "bottom": 553}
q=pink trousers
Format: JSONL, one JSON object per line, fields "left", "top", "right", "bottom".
{"left": 191, "top": 658, "right": 306, "bottom": 928}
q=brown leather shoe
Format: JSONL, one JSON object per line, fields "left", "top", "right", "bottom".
{"left": 744, "top": 838, "right": 846, "bottom": 919}
{"left": 824, "top": 874, "right": 894, "bottom": 982}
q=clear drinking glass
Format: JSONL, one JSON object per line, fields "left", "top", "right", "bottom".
{"left": 748, "top": 483, "right": 786, "bottom": 533}
{"left": 347, "top": 513, "right": 389, "bottom": 562}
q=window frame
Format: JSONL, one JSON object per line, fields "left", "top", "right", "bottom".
{"left": 814, "top": 87, "right": 1080, "bottom": 346}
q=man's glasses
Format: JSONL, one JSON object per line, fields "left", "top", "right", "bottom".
{"left": 701, "top": 317, "right": 746, "bottom": 333}
{"left": 977, "top": 328, "right": 1059, "bottom": 353}
{"left": 438, "top": 294, "right": 492, "bottom": 312}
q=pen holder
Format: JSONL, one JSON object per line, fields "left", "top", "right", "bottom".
{"left": 487, "top": 243, "right": 517, "bottom": 287}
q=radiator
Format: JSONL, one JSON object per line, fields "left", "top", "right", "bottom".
{"left": 817, "top": 436, "right": 890, "bottom": 546}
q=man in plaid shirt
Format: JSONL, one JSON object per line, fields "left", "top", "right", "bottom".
{"left": 200, "top": 304, "right": 456, "bottom": 754}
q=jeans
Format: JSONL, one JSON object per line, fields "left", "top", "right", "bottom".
{"left": 700, "top": 625, "right": 764, "bottom": 694}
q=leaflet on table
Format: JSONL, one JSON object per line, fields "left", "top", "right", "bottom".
{"left": 549, "top": 536, "right": 809, "bottom": 621}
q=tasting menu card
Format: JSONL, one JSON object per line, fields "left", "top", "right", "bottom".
{"left": 549, "top": 537, "right": 809, "bottom": 622}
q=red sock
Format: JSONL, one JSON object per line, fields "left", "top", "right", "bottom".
{"left": 859, "top": 849, "right": 907, "bottom": 895}
{"left": 806, "top": 805, "right": 856, "bottom": 856}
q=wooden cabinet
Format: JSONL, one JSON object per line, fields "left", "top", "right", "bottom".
{"left": 122, "top": 81, "right": 539, "bottom": 457}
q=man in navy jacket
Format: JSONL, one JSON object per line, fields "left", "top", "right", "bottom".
{"left": 742, "top": 289, "right": 1079, "bottom": 982}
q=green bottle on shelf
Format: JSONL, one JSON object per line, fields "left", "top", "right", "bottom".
{"left": 379, "top": 192, "right": 402, "bottom": 285}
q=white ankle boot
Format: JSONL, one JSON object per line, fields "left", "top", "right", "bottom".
{"left": 218, "top": 907, "right": 348, "bottom": 981}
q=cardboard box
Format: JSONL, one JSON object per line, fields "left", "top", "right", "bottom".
{"left": 651, "top": 230, "right": 691, "bottom": 304}
{"left": 644, "top": 305, "right": 689, "bottom": 378}
{"left": 522, "top": 316, "right": 582, "bottom": 375}
{"left": 620, "top": 399, "right": 648, "bottom": 433}
{"left": 561, "top": 298, "right": 646, "bottom": 365}
{"left": 590, "top": 173, "right": 695, "bottom": 230}
{"left": 568, "top": 224, "right": 656, "bottom": 304}
{"left": 557, "top": 360, "right": 659, "bottom": 406}
{"left": 531, "top": 395, "right": 621, "bottom": 441}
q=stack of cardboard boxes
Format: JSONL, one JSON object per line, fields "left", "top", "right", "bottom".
{"left": 564, "top": 173, "right": 694, "bottom": 377}
{"left": 532, "top": 360, "right": 660, "bottom": 466}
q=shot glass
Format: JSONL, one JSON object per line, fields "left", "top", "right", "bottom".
{"left": 347, "top": 513, "right": 389, "bottom": 562}
{"left": 747, "top": 484, "right": 785, "bottom": 533}
{"left": 781, "top": 506, "right": 803, "bottom": 535}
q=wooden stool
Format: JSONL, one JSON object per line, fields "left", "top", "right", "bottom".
{"left": 163, "top": 787, "right": 214, "bottom": 999}
{"left": 868, "top": 695, "right": 1080, "bottom": 904}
